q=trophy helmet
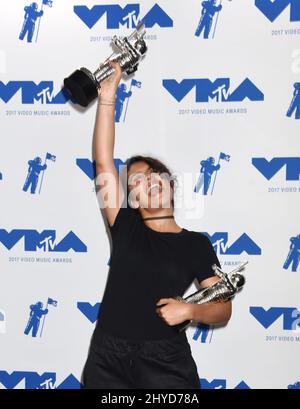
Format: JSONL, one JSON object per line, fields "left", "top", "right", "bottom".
{"left": 135, "top": 39, "right": 147, "bottom": 56}
{"left": 230, "top": 273, "right": 245, "bottom": 289}
{"left": 31, "top": 2, "right": 38, "bottom": 10}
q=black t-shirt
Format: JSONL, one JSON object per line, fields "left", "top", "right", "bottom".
{"left": 95, "top": 198, "right": 221, "bottom": 340}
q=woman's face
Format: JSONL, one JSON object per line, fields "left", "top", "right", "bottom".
{"left": 127, "top": 161, "right": 173, "bottom": 210}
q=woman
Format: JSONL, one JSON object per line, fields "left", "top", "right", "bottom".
{"left": 82, "top": 61, "right": 231, "bottom": 389}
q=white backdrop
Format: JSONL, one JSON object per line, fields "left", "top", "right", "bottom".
{"left": 0, "top": 0, "right": 300, "bottom": 389}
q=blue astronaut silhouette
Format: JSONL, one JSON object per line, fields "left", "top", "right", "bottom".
{"left": 24, "top": 302, "right": 48, "bottom": 337}
{"left": 115, "top": 79, "right": 141, "bottom": 122}
{"left": 115, "top": 84, "right": 132, "bottom": 122}
{"left": 286, "top": 83, "right": 300, "bottom": 120}
{"left": 283, "top": 234, "right": 300, "bottom": 272}
{"left": 194, "top": 152, "right": 230, "bottom": 195}
{"left": 22, "top": 152, "right": 56, "bottom": 194}
{"left": 23, "top": 157, "right": 47, "bottom": 194}
{"left": 24, "top": 297, "right": 57, "bottom": 337}
{"left": 19, "top": 1, "right": 53, "bottom": 43}
{"left": 195, "top": 0, "right": 223, "bottom": 39}
{"left": 19, "top": 3, "right": 43, "bottom": 42}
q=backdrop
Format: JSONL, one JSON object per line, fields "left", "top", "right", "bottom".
{"left": 0, "top": 0, "right": 299, "bottom": 390}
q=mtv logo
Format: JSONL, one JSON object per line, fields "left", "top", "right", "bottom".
{"left": 74, "top": 3, "right": 173, "bottom": 29}
{"left": 255, "top": 0, "right": 300, "bottom": 23}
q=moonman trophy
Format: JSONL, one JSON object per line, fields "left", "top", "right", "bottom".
{"left": 63, "top": 21, "right": 147, "bottom": 107}
{"left": 175, "top": 261, "right": 248, "bottom": 332}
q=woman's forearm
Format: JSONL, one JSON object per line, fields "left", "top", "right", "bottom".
{"left": 93, "top": 61, "right": 122, "bottom": 167}
{"left": 93, "top": 100, "right": 116, "bottom": 167}
{"left": 189, "top": 301, "right": 232, "bottom": 325}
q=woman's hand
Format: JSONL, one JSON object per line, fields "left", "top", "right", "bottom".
{"left": 155, "top": 298, "right": 193, "bottom": 326}
{"left": 97, "top": 60, "right": 122, "bottom": 100}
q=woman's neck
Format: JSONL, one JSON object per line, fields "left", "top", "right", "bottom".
{"left": 139, "top": 208, "right": 181, "bottom": 232}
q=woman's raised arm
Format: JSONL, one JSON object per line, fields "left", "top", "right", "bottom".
{"left": 93, "top": 61, "right": 125, "bottom": 227}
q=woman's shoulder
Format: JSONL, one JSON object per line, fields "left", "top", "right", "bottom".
{"left": 182, "top": 230, "right": 214, "bottom": 253}
{"left": 184, "top": 229, "right": 209, "bottom": 241}
{"left": 108, "top": 196, "right": 139, "bottom": 233}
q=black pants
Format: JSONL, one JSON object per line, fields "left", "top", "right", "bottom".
{"left": 82, "top": 328, "right": 201, "bottom": 389}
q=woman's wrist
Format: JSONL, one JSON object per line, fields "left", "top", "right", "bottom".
{"left": 187, "top": 303, "right": 196, "bottom": 321}
{"left": 98, "top": 96, "right": 116, "bottom": 108}
{"left": 99, "top": 98, "right": 116, "bottom": 104}
{"left": 98, "top": 90, "right": 116, "bottom": 100}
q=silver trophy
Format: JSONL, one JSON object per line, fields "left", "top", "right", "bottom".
{"left": 63, "top": 21, "right": 147, "bottom": 107}
{"left": 174, "top": 261, "right": 248, "bottom": 331}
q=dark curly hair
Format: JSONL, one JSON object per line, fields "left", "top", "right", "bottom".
{"left": 125, "top": 155, "right": 177, "bottom": 209}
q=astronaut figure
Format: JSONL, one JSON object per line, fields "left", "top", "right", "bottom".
{"left": 115, "top": 84, "right": 132, "bottom": 122}
{"left": 19, "top": 2, "right": 44, "bottom": 43}
{"left": 283, "top": 234, "right": 300, "bottom": 272}
{"left": 23, "top": 156, "right": 47, "bottom": 194}
{"left": 24, "top": 302, "right": 48, "bottom": 337}
{"left": 195, "top": 0, "right": 222, "bottom": 39}
{"left": 194, "top": 157, "right": 221, "bottom": 195}
{"left": 286, "top": 83, "right": 300, "bottom": 120}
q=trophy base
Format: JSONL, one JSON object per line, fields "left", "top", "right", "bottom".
{"left": 63, "top": 69, "right": 98, "bottom": 107}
